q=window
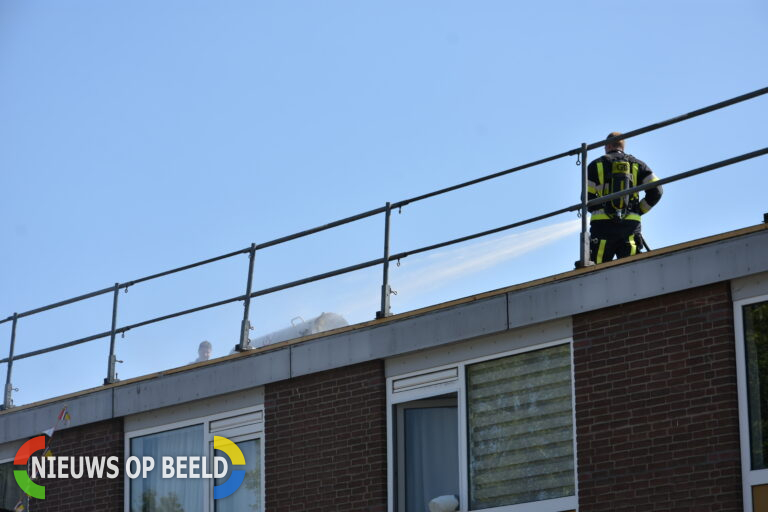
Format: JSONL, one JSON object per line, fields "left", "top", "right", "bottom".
{"left": 745, "top": 300, "right": 768, "bottom": 470}
{"left": 736, "top": 296, "right": 768, "bottom": 511}
{"left": 396, "top": 398, "right": 459, "bottom": 512}
{"left": 130, "top": 425, "right": 205, "bottom": 511}
{"left": 466, "top": 345, "right": 575, "bottom": 509}
{"left": 388, "top": 341, "right": 577, "bottom": 512}
{"left": 211, "top": 414, "right": 262, "bottom": 512}
{"left": 125, "top": 407, "right": 264, "bottom": 512}
{"left": 0, "top": 460, "right": 17, "bottom": 512}
{"left": 213, "top": 438, "right": 260, "bottom": 512}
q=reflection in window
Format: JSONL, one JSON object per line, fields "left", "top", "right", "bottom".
{"left": 0, "top": 462, "right": 18, "bottom": 512}
{"left": 130, "top": 424, "right": 204, "bottom": 512}
{"left": 745, "top": 301, "right": 768, "bottom": 470}
{"left": 398, "top": 403, "right": 459, "bottom": 512}
{"left": 466, "top": 344, "right": 574, "bottom": 509}
{"left": 214, "top": 438, "right": 261, "bottom": 512}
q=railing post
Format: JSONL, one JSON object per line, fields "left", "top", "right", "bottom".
{"left": 578, "top": 142, "right": 593, "bottom": 267}
{"left": 377, "top": 202, "right": 392, "bottom": 319}
{"left": 2, "top": 313, "right": 18, "bottom": 410}
{"left": 237, "top": 243, "right": 257, "bottom": 351}
{"left": 105, "top": 283, "right": 120, "bottom": 384}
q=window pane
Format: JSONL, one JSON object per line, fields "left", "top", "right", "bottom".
{"left": 215, "top": 439, "right": 261, "bottom": 512}
{"left": 403, "top": 407, "right": 459, "bottom": 512}
{"left": 745, "top": 301, "right": 768, "bottom": 470}
{"left": 130, "top": 424, "right": 204, "bottom": 512}
{"left": 0, "top": 462, "right": 18, "bottom": 512}
{"left": 467, "top": 344, "right": 574, "bottom": 509}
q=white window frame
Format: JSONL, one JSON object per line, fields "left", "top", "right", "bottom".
{"left": 387, "top": 338, "right": 578, "bottom": 512}
{"left": 735, "top": 293, "right": 768, "bottom": 512}
{"left": 124, "top": 405, "right": 264, "bottom": 512}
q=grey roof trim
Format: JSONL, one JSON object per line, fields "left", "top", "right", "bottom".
{"left": 508, "top": 228, "right": 768, "bottom": 327}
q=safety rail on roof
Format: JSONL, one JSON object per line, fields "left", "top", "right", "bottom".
{"left": 2, "top": 86, "right": 768, "bottom": 410}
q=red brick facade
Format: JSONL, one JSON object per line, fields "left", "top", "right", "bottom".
{"left": 6, "top": 282, "right": 747, "bottom": 511}
{"left": 573, "top": 282, "right": 742, "bottom": 511}
{"left": 265, "top": 360, "right": 387, "bottom": 512}
{"left": 33, "top": 418, "right": 124, "bottom": 512}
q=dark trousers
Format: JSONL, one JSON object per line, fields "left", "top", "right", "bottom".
{"left": 589, "top": 221, "right": 642, "bottom": 263}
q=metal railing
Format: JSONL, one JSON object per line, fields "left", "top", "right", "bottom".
{"left": 2, "top": 86, "right": 767, "bottom": 410}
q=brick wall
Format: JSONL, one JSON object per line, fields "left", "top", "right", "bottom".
{"left": 265, "top": 360, "right": 387, "bottom": 512}
{"left": 573, "top": 282, "right": 742, "bottom": 511}
{"left": 33, "top": 418, "right": 123, "bottom": 512}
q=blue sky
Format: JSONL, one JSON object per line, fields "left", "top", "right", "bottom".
{"left": 1, "top": 0, "right": 767, "bottom": 405}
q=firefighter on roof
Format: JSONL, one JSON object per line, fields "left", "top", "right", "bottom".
{"left": 587, "top": 131, "right": 663, "bottom": 264}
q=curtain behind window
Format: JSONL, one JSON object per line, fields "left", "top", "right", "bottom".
{"left": 467, "top": 344, "right": 574, "bottom": 509}
{"left": 403, "top": 406, "right": 459, "bottom": 512}
{"left": 130, "top": 424, "right": 204, "bottom": 512}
